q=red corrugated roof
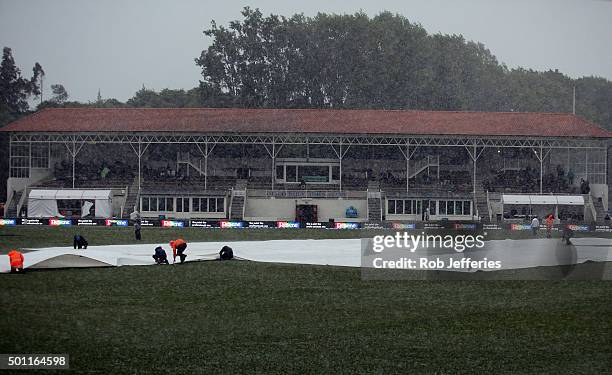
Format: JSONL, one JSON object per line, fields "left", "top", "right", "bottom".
{"left": 2, "top": 107, "right": 611, "bottom": 138}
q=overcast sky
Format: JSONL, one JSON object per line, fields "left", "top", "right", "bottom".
{"left": 1, "top": 0, "right": 611, "bottom": 103}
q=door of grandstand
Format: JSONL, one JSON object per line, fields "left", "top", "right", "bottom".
{"left": 296, "top": 204, "right": 317, "bottom": 223}
{"left": 421, "top": 200, "right": 430, "bottom": 221}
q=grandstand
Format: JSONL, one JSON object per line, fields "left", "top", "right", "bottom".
{"left": 2, "top": 108, "right": 611, "bottom": 224}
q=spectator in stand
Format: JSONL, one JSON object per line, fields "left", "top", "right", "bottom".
{"left": 567, "top": 170, "right": 574, "bottom": 185}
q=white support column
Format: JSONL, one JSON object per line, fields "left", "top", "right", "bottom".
{"left": 331, "top": 142, "right": 352, "bottom": 191}
{"left": 263, "top": 139, "right": 283, "bottom": 191}
{"left": 472, "top": 144, "right": 477, "bottom": 197}
{"left": 531, "top": 144, "right": 551, "bottom": 194}
{"left": 138, "top": 140, "right": 142, "bottom": 192}
{"left": 129, "top": 138, "right": 150, "bottom": 194}
{"left": 204, "top": 142, "right": 208, "bottom": 189}
{"left": 464, "top": 143, "right": 485, "bottom": 217}
{"left": 64, "top": 137, "right": 86, "bottom": 189}
{"left": 196, "top": 139, "right": 216, "bottom": 191}
{"left": 540, "top": 145, "right": 543, "bottom": 193}
{"left": 585, "top": 149, "right": 588, "bottom": 182}
{"left": 339, "top": 142, "right": 343, "bottom": 191}
{"left": 272, "top": 141, "right": 276, "bottom": 191}
{"left": 398, "top": 142, "right": 417, "bottom": 193}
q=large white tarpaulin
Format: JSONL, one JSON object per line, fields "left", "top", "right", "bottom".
{"left": 1, "top": 238, "right": 611, "bottom": 274}
{"left": 27, "top": 189, "right": 112, "bottom": 218}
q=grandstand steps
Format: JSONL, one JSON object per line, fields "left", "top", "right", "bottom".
{"left": 593, "top": 198, "right": 607, "bottom": 224}
{"left": 123, "top": 179, "right": 140, "bottom": 217}
{"left": 6, "top": 190, "right": 22, "bottom": 217}
{"left": 229, "top": 195, "right": 245, "bottom": 220}
{"left": 367, "top": 190, "right": 383, "bottom": 221}
{"left": 474, "top": 175, "right": 490, "bottom": 222}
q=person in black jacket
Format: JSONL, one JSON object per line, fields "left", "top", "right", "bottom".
{"left": 73, "top": 234, "right": 88, "bottom": 249}
{"left": 134, "top": 221, "right": 142, "bottom": 240}
{"left": 152, "top": 246, "right": 169, "bottom": 264}
{"left": 219, "top": 246, "right": 233, "bottom": 260}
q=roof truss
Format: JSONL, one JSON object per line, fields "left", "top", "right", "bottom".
{"left": 8, "top": 132, "right": 609, "bottom": 149}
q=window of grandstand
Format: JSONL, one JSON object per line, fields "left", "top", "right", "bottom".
{"left": 141, "top": 197, "right": 174, "bottom": 212}
{"left": 9, "top": 144, "right": 30, "bottom": 178}
{"left": 387, "top": 199, "right": 422, "bottom": 215}
{"left": 438, "top": 200, "right": 472, "bottom": 216}
{"left": 31, "top": 143, "right": 50, "bottom": 168}
{"left": 176, "top": 197, "right": 190, "bottom": 212}
{"left": 275, "top": 161, "right": 340, "bottom": 184}
{"left": 552, "top": 148, "right": 608, "bottom": 185}
{"left": 192, "top": 197, "right": 225, "bottom": 213}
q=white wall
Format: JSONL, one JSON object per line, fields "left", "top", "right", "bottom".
{"left": 7, "top": 168, "right": 53, "bottom": 197}
{"left": 244, "top": 198, "right": 367, "bottom": 222}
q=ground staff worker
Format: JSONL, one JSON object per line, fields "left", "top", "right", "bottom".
{"left": 170, "top": 239, "right": 188, "bottom": 264}
{"left": 8, "top": 250, "right": 25, "bottom": 273}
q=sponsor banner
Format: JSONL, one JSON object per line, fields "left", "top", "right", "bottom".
{"left": 276, "top": 221, "right": 300, "bottom": 229}
{"left": 594, "top": 225, "right": 612, "bottom": 233}
{"left": 0, "top": 218, "right": 17, "bottom": 226}
{"left": 483, "top": 224, "right": 503, "bottom": 231}
{"left": 105, "top": 219, "right": 129, "bottom": 227}
{"left": 161, "top": 220, "right": 185, "bottom": 228}
{"left": 220, "top": 221, "right": 245, "bottom": 229}
{"left": 139, "top": 219, "right": 159, "bottom": 227}
{"left": 423, "top": 223, "right": 444, "bottom": 230}
{"left": 362, "top": 222, "right": 385, "bottom": 230}
{"left": 390, "top": 222, "right": 417, "bottom": 230}
{"left": 49, "top": 218, "right": 73, "bottom": 227}
{"left": 334, "top": 222, "right": 360, "bottom": 230}
{"left": 451, "top": 223, "right": 478, "bottom": 230}
{"left": 246, "top": 221, "right": 276, "bottom": 229}
{"left": 305, "top": 222, "right": 329, "bottom": 229}
{"left": 566, "top": 224, "right": 591, "bottom": 232}
{"left": 76, "top": 219, "right": 99, "bottom": 226}
{"left": 21, "top": 218, "right": 45, "bottom": 226}
{"left": 189, "top": 220, "right": 219, "bottom": 228}
{"left": 510, "top": 223, "right": 532, "bottom": 231}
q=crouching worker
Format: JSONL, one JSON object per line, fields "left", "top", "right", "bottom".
{"left": 8, "top": 249, "right": 25, "bottom": 274}
{"left": 73, "top": 234, "right": 88, "bottom": 249}
{"left": 152, "top": 246, "right": 169, "bottom": 264}
{"left": 562, "top": 223, "right": 574, "bottom": 245}
{"left": 170, "top": 239, "right": 187, "bottom": 264}
{"left": 219, "top": 246, "right": 233, "bottom": 261}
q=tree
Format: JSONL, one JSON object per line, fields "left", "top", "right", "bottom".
{"left": 50, "top": 84, "right": 68, "bottom": 104}
{"left": 0, "top": 47, "right": 43, "bottom": 120}
{"left": 194, "top": 8, "right": 612, "bottom": 131}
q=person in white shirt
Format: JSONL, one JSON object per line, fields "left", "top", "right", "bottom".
{"left": 531, "top": 216, "right": 540, "bottom": 236}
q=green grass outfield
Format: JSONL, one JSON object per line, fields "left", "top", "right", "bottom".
{"left": 1, "top": 227, "right": 611, "bottom": 373}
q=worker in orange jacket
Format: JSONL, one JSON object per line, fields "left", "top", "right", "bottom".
{"left": 8, "top": 250, "right": 25, "bottom": 273}
{"left": 545, "top": 214, "right": 554, "bottom": 238}
{"left": 169, "top": 239, "right": 187, "bottom": 264}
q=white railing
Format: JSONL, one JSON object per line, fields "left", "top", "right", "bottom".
{"left": 16, "top": 186, "right": 29, "bottom": 217}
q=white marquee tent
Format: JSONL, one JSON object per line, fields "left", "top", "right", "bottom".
{"left": 27, "top": 189, "right": 113, "bottom": 218}
{"left": 502, "top": 195, "right": 584, "bottom": 206}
